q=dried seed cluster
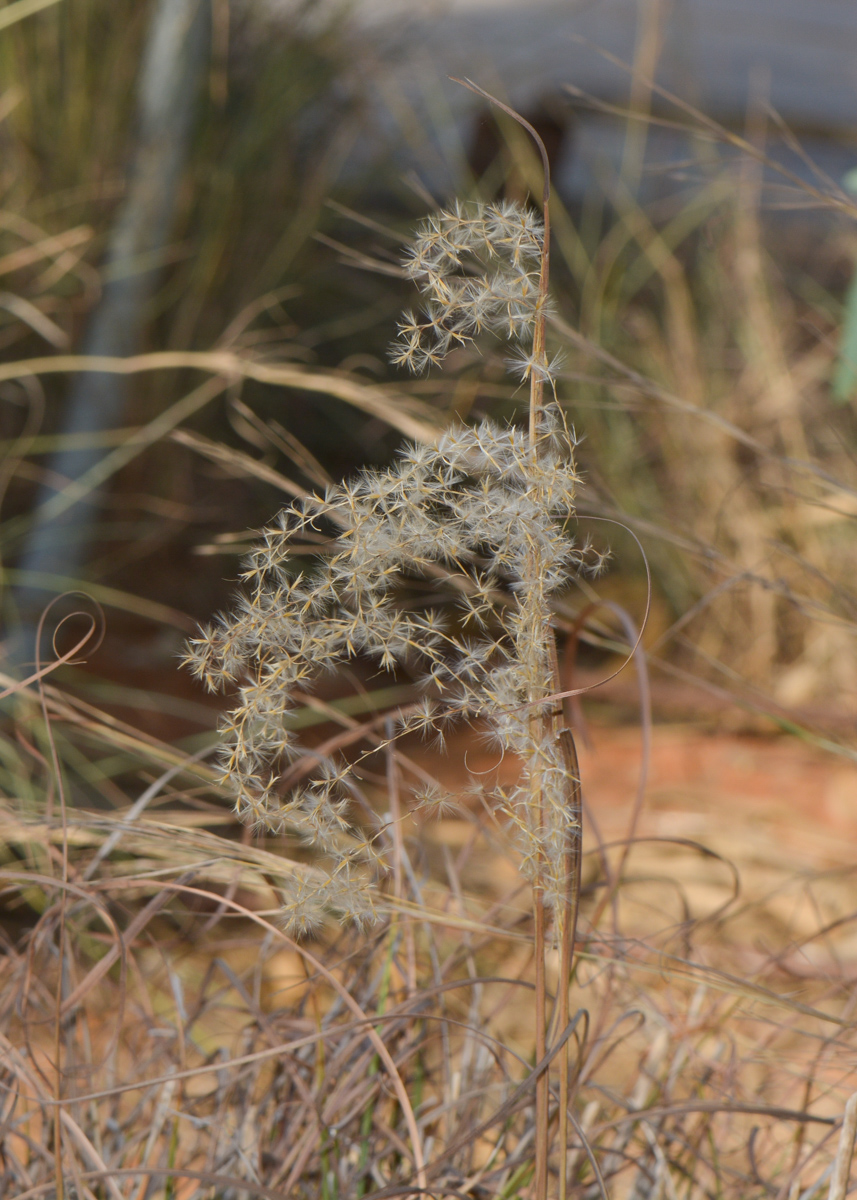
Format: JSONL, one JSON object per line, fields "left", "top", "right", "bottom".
{"left": 389, "top": 199, "right": 555, "bottom": 376}
{"left": 187, "top": 200, "right": 588, "bottom": 933}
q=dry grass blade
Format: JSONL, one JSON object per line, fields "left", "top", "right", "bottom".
{"left": 0, "top": 573, "right": 194, "bottom": 630}
{"left": 0, "top": 0, "right": 63, "bottom": 34}
{"left": 0, "top": 351, "right": 440, "bottom": 442}
{"left": 170, "top": 428, "right": 307, "bottom": 498}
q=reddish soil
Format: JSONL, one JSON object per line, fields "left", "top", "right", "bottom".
{"left": 577, "top": 723, "right": 857, "bottom": 865}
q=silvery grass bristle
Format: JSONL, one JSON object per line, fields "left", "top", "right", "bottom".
{"left": 185, "top": 200, "right": 596, "bottom": 935}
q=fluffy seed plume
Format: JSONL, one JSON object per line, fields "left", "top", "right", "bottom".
{"left": 187, "top": 199, "right": 586, "bottom": 933}
{"left": 389, "top": 200, "right": 559, "bottom": 382}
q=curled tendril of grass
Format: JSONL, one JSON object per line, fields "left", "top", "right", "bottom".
{"left": 186, "top": 199, "right": 586, "bottom": 934}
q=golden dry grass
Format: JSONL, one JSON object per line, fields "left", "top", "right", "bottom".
{"left": 2, "top": 677, "right": 857, "bottom": 1199}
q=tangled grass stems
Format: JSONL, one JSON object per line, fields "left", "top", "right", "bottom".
{"left": 4, "top": 636, "right": 857, "bottom": 1198}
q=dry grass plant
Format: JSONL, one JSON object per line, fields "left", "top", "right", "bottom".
{"left": 184, "top": 86, "right": 587, "bottom": 1199}
{"left": 4, "top": 18, "right": 857, "bottom": 1200}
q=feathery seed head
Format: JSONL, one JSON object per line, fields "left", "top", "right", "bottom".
{"left": 186, "top": 401, "right": 587, "bottom": 930}
{"left": 189, "top": 198, "right": 591, "bottom": 933}
{"left": 389, "top": 200, "right": 550, "bottom": 376}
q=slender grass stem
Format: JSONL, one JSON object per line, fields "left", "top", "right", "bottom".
{"left": 557, "top": 728, "right": 582, "bottom": 1200}
{"left": 534, "top": 887, "right": 549, "bottom": 1200}
{"left": 37, "top": 601, "right": 72, "bottom": 1200}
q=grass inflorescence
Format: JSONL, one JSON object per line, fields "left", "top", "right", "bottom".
{"left": 186, "top": 404, "right": 590, "bottom": 932}
{"left": 185, "top": 182, "right": 591, "bottom": 943}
